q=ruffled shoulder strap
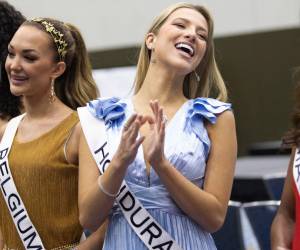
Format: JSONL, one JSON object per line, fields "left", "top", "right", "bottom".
{"left": 187, "top": 97, "right": 231, "bottom": 125}
{"left": 87, "top": 97, "right": 127, "bottom": 128}
{"left": 185, "top": 97, "right": 232, "bottom": 157}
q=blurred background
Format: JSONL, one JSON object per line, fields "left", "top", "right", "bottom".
{"left": 6, "top": 1, "right": 300, "bottom": 248}
{"left": 9, "top": 0, "right": 300, "bottom": 156}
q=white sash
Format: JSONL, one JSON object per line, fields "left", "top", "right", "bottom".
{"left": 293, "top": 148, "right": 300, "bottom": 195}
{"left": 78, "top": 107, "right": 182, "bottom": 250}
{"left": 0, "top": 115, "right": 45, "bottom": 250}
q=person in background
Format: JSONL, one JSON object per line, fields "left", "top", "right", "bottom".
{"left": 0, "top": 1, "right": 25, "bottom": 128}
{"left": 0, "top": 16, "right": 105, "bottom": 249}
{"left": 271, "top": 70, "right": 300, "bottom": 250}
{"left": 78, "top": 2, "right": 237, "bottom": 249}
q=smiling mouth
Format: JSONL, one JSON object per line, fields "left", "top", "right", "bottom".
{"left": 10, "top": 75, "right": 28, "bottom": 84}
{"left": 175, "top": 43, "right": 194, "bottom": 57}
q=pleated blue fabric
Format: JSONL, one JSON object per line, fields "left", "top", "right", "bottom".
{"left": 88, "top": 97, "right": 231, "bottom": 250}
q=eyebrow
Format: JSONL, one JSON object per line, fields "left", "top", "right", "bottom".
{"left": 173, "top": 17, "right": 208, "bottom": 33}
{"left": 8, "top": 44, "right": 38, "bottom": 53}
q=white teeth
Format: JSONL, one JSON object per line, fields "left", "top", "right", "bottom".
{"left": 175, "top": 43, "right": 194, "bottom": 56}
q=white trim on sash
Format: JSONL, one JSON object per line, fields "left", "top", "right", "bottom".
{"left": 0, "top": 114, "right": 45, "bottom": 250}
{"left": 293, "top": 148, "right": 300, "bottom": 195}
{"left": 78, "top": 107, "right": 182, "bottom": 250}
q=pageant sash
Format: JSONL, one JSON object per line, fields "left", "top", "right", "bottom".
{"left": 293, "top": 148, "right": 300, "bottom": 195}
{"left": 0, "top": 114, "right": 45, "bottom": 250}
{"left": 78, "top": 107, "right": 182, "bottom": 250}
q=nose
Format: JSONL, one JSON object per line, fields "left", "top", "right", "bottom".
{"left": 184, "top": 28, "right": 196, "bottom": 42}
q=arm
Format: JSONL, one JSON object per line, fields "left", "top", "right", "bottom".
{"left": 77, "top": 220, "right": 108, "bottom": 250}
{"left": 78, "top": 114, "right": 145, "bottom": 231}
{"left": 144, "top": 101, "right": 237, "bottom": 232}
{"left": 271, "top": 148, "right": 296, "bottom": 250}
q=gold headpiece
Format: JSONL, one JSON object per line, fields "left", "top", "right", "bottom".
{"left": 30, "top": 18, "right": 68, "bottom": 61}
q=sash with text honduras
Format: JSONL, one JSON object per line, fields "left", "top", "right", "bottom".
{"left": 0, "top": 114, "right": 45, "bottom": 250}
{"left": 293, "top": 148, "right": 300, "bottom": 196}
{"left": 78, "top": 107, "right": 182, "bottom": 250}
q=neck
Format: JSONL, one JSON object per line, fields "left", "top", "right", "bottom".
{"left": 135, "top": 63, "right": 187, "bottom": 106}
{"left": 23, "top": 93, "right": 70, "bottom": 120}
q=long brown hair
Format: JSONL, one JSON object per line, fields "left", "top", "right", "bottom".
{"left": 23, "top": 18, "right": 99, "bottom": 109}
{"left": 283, "top": 68, "right": 300, "bottom": 147}
{"left": 134, "top": 2, "right": 228, "bottom": 101}
{"left": 0, "top": 1, "right": 25, "bottom": 119}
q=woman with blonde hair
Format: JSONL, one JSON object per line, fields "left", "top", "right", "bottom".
{"left": 0, "top": 17, "right": 104, "bottom": 249}
{"left": 79, "top": 2, "right": 237, "bottom": 249}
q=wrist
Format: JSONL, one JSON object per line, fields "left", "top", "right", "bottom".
{"left": 97, "top": 175, "right": 118, "bottom": 198}
{"left": 110, "top": 155, "right": 125, "bottom": 171}
{"left": 153, "top": 157, "right": 169, "bottom": 171}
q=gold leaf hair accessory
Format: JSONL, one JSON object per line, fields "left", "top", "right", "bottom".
{"left": 30, "top": 18, "right": 68, "bottom": 61}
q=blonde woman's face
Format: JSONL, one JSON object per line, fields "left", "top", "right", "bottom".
{"left": 148, "top": 8, "right": 208, "bottom": 75}
{"left": 5, "top": 25, "right": 58, "bottom": 98}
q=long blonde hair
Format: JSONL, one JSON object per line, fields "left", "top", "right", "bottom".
{"left": 134, "top": 2, "right": 228, "bottom": 101}
{"left": 24, "top": 18, "right": 99, "bottom": 109}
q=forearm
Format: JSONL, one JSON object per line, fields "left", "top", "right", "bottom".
{"left": 271, "top": 211, "right": 294, "bottom": 249}
{"left": 79, "top": 159, "right": 127, "bottom": 231}
{"left": 155, "top": 160, "right": 226, "bottom": 232}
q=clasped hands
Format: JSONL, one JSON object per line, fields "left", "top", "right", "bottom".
{"left": 113, "top": 100, "right": 168, "bottom": 170}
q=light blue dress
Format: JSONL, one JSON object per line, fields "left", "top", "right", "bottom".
{"left": 88, "top": 97, "right": 231, "bottom": 250}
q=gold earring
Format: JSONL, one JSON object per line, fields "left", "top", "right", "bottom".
{"left": 49, "top": 79, "right": 56, "bottom": 104}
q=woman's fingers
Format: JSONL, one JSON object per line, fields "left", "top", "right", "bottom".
{"left": 123, "top": 113, "right": 137, "bottom": 132}
{"left": 159, "top": 119, "right": 166, "bottom": 143}
{"left": 134, "top": 135, "right": 145, "bottom": 149}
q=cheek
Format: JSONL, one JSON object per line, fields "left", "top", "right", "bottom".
{"left": 196, "top": 43, "right": 207, "bottom": 62}
{"left": 4, "top": 58, "right": 11, "bottom": 72}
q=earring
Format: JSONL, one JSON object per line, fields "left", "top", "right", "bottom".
{"left": 49, "top": 79, "right": 56, "bottom": 104}
{"left": 194, "top": 71, "right": 200, "bottom": 82}
{"left": 150, "top": 47, "right": 156, "bottom": 64}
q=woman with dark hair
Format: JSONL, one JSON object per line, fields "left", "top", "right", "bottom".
{"left": 271, "top": 70, "right": 300, "bottom": 250}
{"left": 0, "top": 1, "right": 25, "bottom": 127}
{"left": 0, "top": 16, "right": 103, "bottom": 249}
{"left": 78, "top": 3, "right": 237, "bottom": 249}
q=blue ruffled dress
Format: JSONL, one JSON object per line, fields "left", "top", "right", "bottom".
{"left": 88, "top": 97, "right": 231, "bottom": 250}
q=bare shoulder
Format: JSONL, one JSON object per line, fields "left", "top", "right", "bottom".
{"left": 71, "top": 121, "right": 82, "bottom": 140}
{"left": 207, "top": 110, "right": 236, "bottom": 133}
{"left": 64, "top": 121, "right": 82, "bottom": 164}
{"left": 66, "top": 121, "right": 82, "bottom": 148}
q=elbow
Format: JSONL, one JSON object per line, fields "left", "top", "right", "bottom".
{"left": 79, "top": 211, "right": 95, "bottom": 231}
{"left": 198, "top": 206, "right": 226, "bottom": 233}
{"left": 79, "top": 205, "right": 99, "bottom": 232}
{"left": 205, "top": 214, "right": 225, "bottom": 233}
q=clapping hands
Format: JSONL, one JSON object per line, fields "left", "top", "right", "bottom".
{"left": 113, "top": 100, "right": 168, "bottom": 170}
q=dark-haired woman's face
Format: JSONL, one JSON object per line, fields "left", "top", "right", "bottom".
{"left": 149, "top": 8, "right": 208, "bottom": 76}
{"left": 5, "top": 25, "right": 58, "bottom": 98}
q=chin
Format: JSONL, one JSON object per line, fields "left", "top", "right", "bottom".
{"left": 10, "top": 87, "right": 26, "bottom": 97}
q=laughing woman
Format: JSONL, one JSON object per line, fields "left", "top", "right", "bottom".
{"left": 79, "top": 3, "right": 237, "bottom": 250}
{"left": 0, "top": 18, "right": 103, "bottom": 249}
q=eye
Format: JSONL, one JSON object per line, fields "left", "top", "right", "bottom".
{"left": 197, "top": 33, "right": 207, "bottom": 41}
{"left": 7, "top": 50, "right": 15, "bottom": 58}
{"left": 174, "top": 23, "right": 185, "bottom": 29}
{"left": 24, "top": 56, "right": 37, "bottom": 62}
